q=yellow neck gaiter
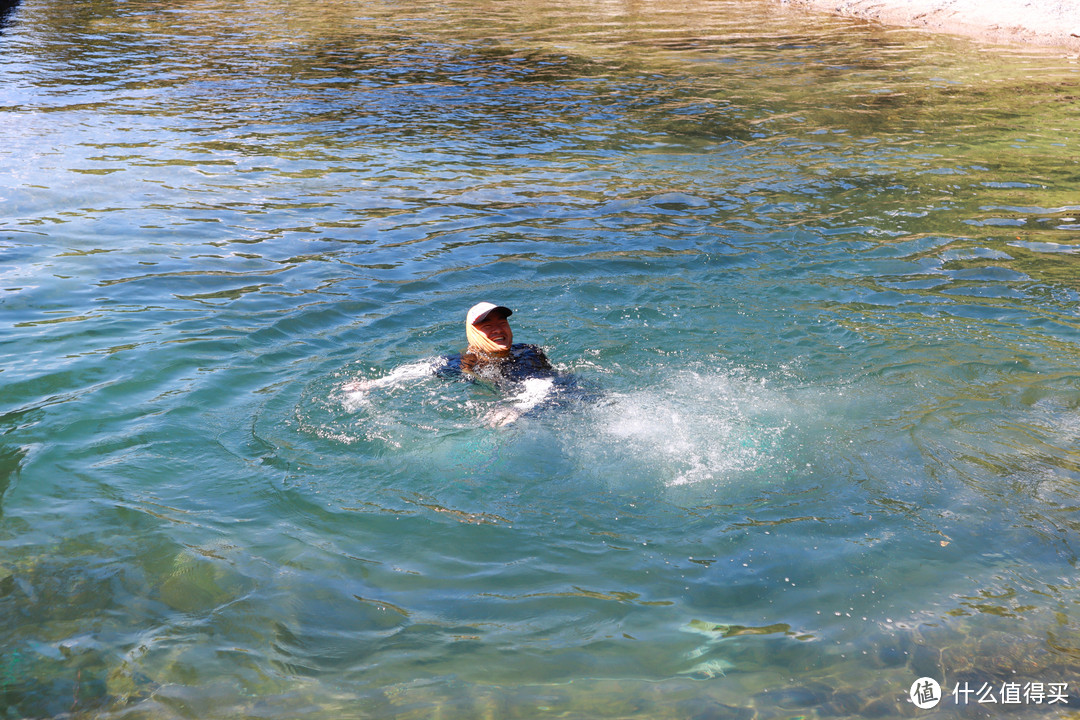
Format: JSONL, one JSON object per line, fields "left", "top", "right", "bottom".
{"left": 466, "top": 322, "right": 510, "bottom": 357}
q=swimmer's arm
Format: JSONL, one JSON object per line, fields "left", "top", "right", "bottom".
{"left": 484, "top": 406, "right": 522, "bottom": 427}
{"left": 432, "top": 355, "right": 462, "bottom": 378}
{"left": 481, "top": 377, "right": 556, "bottom": 427}
{"left": 515, "top": 343, "right": 554, "bottom": 371}
{"left": 342, "top": 378, "right": 377, "bottom": 392}
{"left": 343, "top": 359, "right": 445, "bottom": 392}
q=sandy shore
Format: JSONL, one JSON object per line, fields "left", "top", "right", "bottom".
{"left": 783, "top": 0, "right": 1080, "bottom": 51}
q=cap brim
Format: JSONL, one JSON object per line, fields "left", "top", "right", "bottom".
{"left": 472, "top": 305, "right": 513, "bottom": 323}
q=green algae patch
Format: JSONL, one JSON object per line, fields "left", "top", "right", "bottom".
{"left": 686, "top": 618, "right": 802, "bottom": 638}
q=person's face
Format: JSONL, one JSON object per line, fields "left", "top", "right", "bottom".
{"left": 474, "top": 312, "right": 512, "bottom": 351}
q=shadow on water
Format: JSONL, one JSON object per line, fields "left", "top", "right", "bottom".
{"left": 0, "top": 405, "right": 34, "bottom": 519}
{"left": 0, "top": 446, "right": 24, "bottom": 518}
{"left": 0, "top": 0, "right": 18, "bottom": 30}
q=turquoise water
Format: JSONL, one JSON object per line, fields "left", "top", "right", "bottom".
{"left": 3, "top": 0, "right": 1080, "bottom": 716}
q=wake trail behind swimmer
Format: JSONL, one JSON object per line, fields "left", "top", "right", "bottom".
{"left": 341, "top": 360, "right": 440, "bottom": 412}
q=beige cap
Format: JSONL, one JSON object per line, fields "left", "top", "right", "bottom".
{"left": 466, "top": 302, "right": 513, "bottom": 325}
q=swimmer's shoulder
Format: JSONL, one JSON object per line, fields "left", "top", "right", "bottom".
{"left": 434, "top": 351, "right": 487, "bottom": 379}
{"left": 510, "top": 343, "right": 549, "bottom": 358}
{"left": 433, "top": 353, "right": 465, "bottom": 377}
{"left": 509, "top": 343, "right": 554, "bottom": 373}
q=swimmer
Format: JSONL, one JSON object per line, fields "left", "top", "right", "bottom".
{"left": 446, "top": 302, "right": 555, "bottom": 383}
{"left": 344, "top": 301, "right": 582, "bottom": 426}
{"left": 437, "top": 302, "right": 561, "bottom": 425}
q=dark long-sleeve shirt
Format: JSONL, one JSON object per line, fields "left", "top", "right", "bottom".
{"left": 436, "top": 343, "right": 555, "bottom": 386}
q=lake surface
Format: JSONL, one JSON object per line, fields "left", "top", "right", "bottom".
{"left": 3, "top": 0, "right": 1080, "bottom": 716}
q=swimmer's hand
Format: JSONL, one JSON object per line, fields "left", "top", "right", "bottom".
{"left": 483, "top": 406, "right": 522, "bottom": 427}
{"left": 482, "top": 378, "right": 555, "bottom": 427}
{"left": 342, "top": 379, "right": 374, "bottom": 392}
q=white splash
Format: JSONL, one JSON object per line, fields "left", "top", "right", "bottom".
{"left": 483, "top": 377, "right": 556, "bottom": 427}
{"left": 571, "top": 366, "right": 799, "bottom": 487}
{"left": 340, "top": 360, "right": 440, "bottom": 413}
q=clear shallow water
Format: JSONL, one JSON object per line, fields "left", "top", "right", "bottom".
{"left": 2, "top": 0, "right": 1080, "bottom": 716}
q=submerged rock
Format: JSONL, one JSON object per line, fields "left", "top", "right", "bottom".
{"left": 158, "top": 546, "right": 247, "bottom": 614}
{"left": 676, "top": 696, "right": 755, "bottom": 720}
{"left": 0, "top": 564, "right": 14, "bottom": 596}
{"left": 755, "top": 683, "right": 830, "bottom": 710}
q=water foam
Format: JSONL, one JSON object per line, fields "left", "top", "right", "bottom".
{"left": 567, "top": 366, "right": 802, "bottom": 488}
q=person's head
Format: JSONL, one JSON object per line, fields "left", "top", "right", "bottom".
{"left": 465, "top": 301, "right": 513, "bottom": 356}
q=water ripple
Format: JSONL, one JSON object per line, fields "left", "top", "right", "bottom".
{"left": 4, "top": 0, "right": 1080, "bottom": 716}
